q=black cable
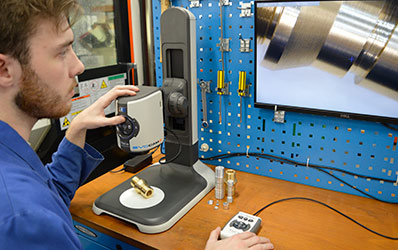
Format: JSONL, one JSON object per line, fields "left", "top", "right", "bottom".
{"left": 159, "top": 128, "right": 182, "bottom": 164}
{"left": 202, "top": 152, "right": 396, "bottom": 183}
{"left": 315, "top": 168, "right": 397, "bottom": 203}
{"left": 201, "top": 152, "right": 398, "bottom": 204}
{"left": 382, "top": 123, "right": 398, "bottom": 131}
{"left": 252, "top": 197, "right": 398, "bottom": 240}
{"left": 110, "top": 146, "right": 160, "bottom": 173}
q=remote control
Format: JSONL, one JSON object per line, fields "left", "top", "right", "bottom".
{"left": 220, "top": 211, "right": 262, "bottom": 239}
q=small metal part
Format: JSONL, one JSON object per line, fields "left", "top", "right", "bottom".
{"left": 238, "top": 1, "right": 253, "bottom": 17}
{"left": 189, "top": 0, "right": 202, "bottom": 8}
{"left": 224, "top": 169, "right": 237, "bottom": 196}
{"left": 217, "top": 38, "right": 231, "bottom": 52}
{"left": 214, "top": 206, "right": 219, "bottom": 210}
{"left": 199, "top": 80, "right": 211, "bottom": 128}
{"left": 223, "top": 201, "right": 229, "bottom": 210}
{"left": 273, "top": 105, "right": 286, "bottom": 123}
{"left": 130, "top": 176, "right": 153, "bottom": 198}
{"left": 208, "top": 199, "right": 214, "bottom": 205}
{"left": 239, "top": 34, "right": 251, "bottom": 53}
{"left": 215, "top": 166, "right": 225, "bottom": 199}
{"left": 216, "top": 200, "right": 220, "bottom": 206}
{"left": 200, "top": 143, "right": 210, "bottom": 152}
{"left": 219, "top": 0, "right": 232, "bottom": 7}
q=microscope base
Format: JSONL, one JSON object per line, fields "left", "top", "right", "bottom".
{"left": 92, "top": 160, "right": 215, "bottom": 233}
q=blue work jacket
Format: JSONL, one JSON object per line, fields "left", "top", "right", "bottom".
{"left": 0, "top": 120, "right": 103, "bottom": 249}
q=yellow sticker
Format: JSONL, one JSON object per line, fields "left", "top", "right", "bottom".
{"left": 62, "top": 117, "right": 70, "bottom": 128}
{"left": 101, "top": 80, "right": 108, "bottom": 89}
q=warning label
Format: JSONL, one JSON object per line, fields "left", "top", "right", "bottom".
{"left": 59, "top": 73, "right": 126, "bottom": 130}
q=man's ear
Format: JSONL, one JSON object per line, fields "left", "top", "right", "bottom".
{"left": 0, "top": 53, "right": 21, "bottom": 88}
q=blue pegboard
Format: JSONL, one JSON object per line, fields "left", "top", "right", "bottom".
{"left": 152, "top": 0, "right": 398, "bottom": 203}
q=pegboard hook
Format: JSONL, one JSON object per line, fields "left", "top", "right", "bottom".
{"left": 246, "top": 146, "right": 250, "bottom": 158}
{"left": 395, "top": 171, "right": 398, "bottom": 185}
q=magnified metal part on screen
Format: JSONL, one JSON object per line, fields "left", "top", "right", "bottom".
{"left": 256, "top": 0, "right": 398, "bottom": 98}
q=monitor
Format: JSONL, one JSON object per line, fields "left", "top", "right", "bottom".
{"left": 254, "top": 0, "right": 398, "bottom": 124}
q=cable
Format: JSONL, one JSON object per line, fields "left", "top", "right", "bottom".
{"left": 201, "top": 152, "right": 396, "bottom": 183}
{"left": 382, "top": 123, "right": 398, "bottom": 131}
{"left": 159, "top": 127, "right": 182, "bottom": 164}
{"left": 252, "top": 197, "right": 398, "bottom": 240}
{"left": 110, "top": 146, "right": 160, "bottom": 174}
{"left": 201, "top": 152, "right": 398, "bottom": 204}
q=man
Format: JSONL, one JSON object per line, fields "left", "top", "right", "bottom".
{"left": 0, "top": 1, "right": 273, "bottom": 249}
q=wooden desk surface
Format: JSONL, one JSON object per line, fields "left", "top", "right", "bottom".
{"left": 70, "top": 155, "right": 398, "bottom": 250}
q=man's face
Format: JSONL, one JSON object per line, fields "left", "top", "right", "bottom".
{"left": 14, "top": 18, "right": 84, "bottom": 119}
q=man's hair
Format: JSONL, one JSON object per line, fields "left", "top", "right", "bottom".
{"left": 0, "top": 0, "right": 82, "bottom": 65}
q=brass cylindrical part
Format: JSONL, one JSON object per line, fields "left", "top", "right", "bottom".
{"left": 130, "top": 176, "right": 153, "bottom": 198}
{"left": 224, "top": 169, "right": 237, "bottom": 196}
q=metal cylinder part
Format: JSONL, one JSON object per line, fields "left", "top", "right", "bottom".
{"left": 226, "top": 179, "right": 234, "bottom": 203}
{"left": 256, "top": 0, "right": 398, "bottom": 97}
{"left": 224, "top": 169, "right": 237, "bottom": 196}
{"left": 215, "top": 166, "right": 225, "bottom": 199}
{"left": 130, "top": 176, "right": 154, "bottom": 198}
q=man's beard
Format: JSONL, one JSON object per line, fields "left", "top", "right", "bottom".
{"left": 14, "top": 65, "right": 75, "bottom": 119}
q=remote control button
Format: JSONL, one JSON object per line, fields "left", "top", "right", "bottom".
{"left": 242, "top": 224, "right": 251, "bottom": 232}
{"left": 238, "top": 216, "right": 243, "bottom": 219}
{"left": 249, "top": 219, "right": 253, "bottom": 222}
{"left": 243, "top": 217, "right": 248, "bottom": 221}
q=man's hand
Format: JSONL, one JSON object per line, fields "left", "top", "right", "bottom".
{"left": 205, "top": 227, "right": 274, "bottom": 250}
{"left": 66, "top": 85, "right": 139, "bottom": 148}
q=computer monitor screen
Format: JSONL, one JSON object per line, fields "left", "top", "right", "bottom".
{"left": 254, "top": 0, "right": 398, "bottom": 124}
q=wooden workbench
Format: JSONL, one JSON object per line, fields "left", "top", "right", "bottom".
{"left": 70, "top": 154, "right": 398, "bottom": 250}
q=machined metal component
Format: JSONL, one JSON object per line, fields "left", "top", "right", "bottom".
{"left": 224, "top": 169, "right": 237, "bottom": 196}
{"left": 256, "top": 0, "right": 398, "bottom": 98}
{"left": 130, "top": 176, "right": 154, "bottom": 198}
{"left": 226, "top": 179, "right": 234, "bottom": 203}
{"left": 215, "top": 166, "right": 225, "bottom": 199}
{"left": 223, "top": 201, "right": 229, "bottom": 210}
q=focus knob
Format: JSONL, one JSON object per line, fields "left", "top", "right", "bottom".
{"left": 168, "top": 92, "right": 187, "bottom": 116}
